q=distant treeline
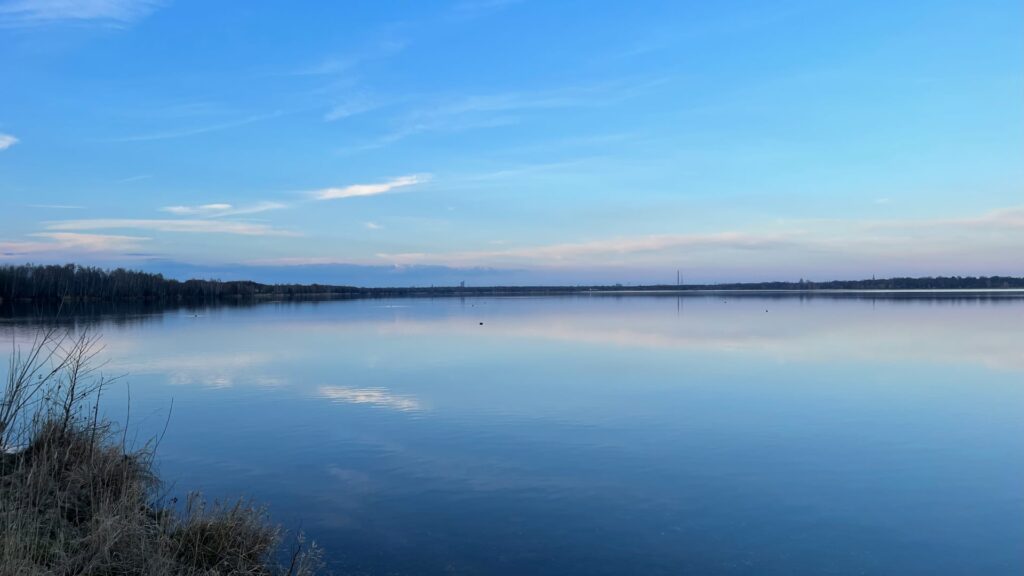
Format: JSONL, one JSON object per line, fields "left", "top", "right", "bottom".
{"left": 0, "top": 264, "right": 364, "bottom": 302}
{"left": 2, "top": 264, "right": 1023, "bottom": 303}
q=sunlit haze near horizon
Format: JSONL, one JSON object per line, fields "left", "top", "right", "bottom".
{"left": 1, "top": 0, "right": 1022, "bottom": 285}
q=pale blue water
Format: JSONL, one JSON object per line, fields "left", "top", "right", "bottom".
{"left": 3, "top": 294, "right": 1022, "bottom": 574}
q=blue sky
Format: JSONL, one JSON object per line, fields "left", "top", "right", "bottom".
{"left": 1, "top": 0, "right": 1021, "bottom": 285}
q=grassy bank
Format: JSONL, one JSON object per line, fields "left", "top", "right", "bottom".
{"left": 0, "top": 329, "right": 323, "bottom": 575}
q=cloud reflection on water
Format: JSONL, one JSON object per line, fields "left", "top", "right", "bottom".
{"left": 318, "top": 386, "right": 422, "bottom": 412}
{"left": 20, "top": 295, "right": 1021, "bottom": 406}
{"left": 105, "top": 352, "right": 288, "bottom": 389}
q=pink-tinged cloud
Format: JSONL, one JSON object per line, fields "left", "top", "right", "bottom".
{"left": 1, "top": 232, "right": 149, "bottom": 257}
{"left": 378, "top": 231, "right": 794, "bottom": 266}
{"left": 370, "top": 205, "right": 1024, "bottom": 275}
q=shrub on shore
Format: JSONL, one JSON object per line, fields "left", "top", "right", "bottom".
{"left": 0, "top": 329, "right": 323, "bottom": 576}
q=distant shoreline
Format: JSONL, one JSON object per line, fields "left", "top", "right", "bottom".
{"left": 2, "top": 264, "right": 1023, "bottom": 304}
{"left": 587, "top": 288, "right": 1024, "bottom": 294}
{"left": 5, "top": 287, "right": 1024, "bottom": 305}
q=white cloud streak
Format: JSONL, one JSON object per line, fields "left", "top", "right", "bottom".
{"left": 0, "top": 133, "right": 18, "bottom": 150}
{"left": 296, "top": 38, "right": 408, "bottom": 77}
{"left": 346, "top": 80, "right": 668, "bottom": 151}
{"left": 1, "top": 232, "right": 148, "bottom": 257}
{"left": 27, "top": 204, "right": 84, "bottom": 210}
{"left": 161, "top": 203, "right": 232, "bottom": 216}
{"left": 104, "top": 111, "right": 284, "bottom": 142}
{"left": 324, "top": 95, "right": 383, "bottom": 122}
{"left": 0, "top": 0, "right": 163, "bottom": 27}
{"left": 45, "top": 218, "right": 299, "bottom": 237}
{"left": 160, "top": 201, "right": 287, "bottom": 218}
{"left": 311, "top": 174, "right": 429, "bottom": 201}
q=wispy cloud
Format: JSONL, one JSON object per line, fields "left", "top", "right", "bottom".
{"left": 0, "top": 0, "right": 164, "bottom": 27}
{"left": 324, "top": 94, "right": 384, "bottom": 122}
{"left": 295, "top": 38, "right": 408, "bottom": 77}
{"left": 45, "top": 218, "right": 299, "bottom": 237}
{"left": 31, "top": 232, "right": 149, "bottom": 249}
{"left": 448, "top": 157, "right": 604, "bottom": 185}
{"left": 446, "top": 0, "right": 524, "bottom": 24}
{"left": 344, "top": 80, "right": 665, "bottom": 151}
{"left": 104, "top": 111, "right": 284, "bottom": 142}
{"left": 374, "top": 205, "right": 1024, "bottom": 272}
{"left": 379, "top": 232, "right": 791, "bottom": 266}
{"left": 27, "top": 204, "right": 84, "bottom": 210}
{"left": 296, "top": 57, "right": 359, "bottom": 77}
{"left": 452, "top": 0, "right": 523, "bottom": 14}
{"left": 245, "top": 257, "right": 363, "bottom": 266}
{"left": 365, "top": 221, "right": 383, "bottom": 230}
{"left": 161, "top": 203, "right": 232, "bottom": 216}
{"left": 311, "top": 174, "right": 430, "bottom": 201}
{"left": 0, "top": 133, "right": 17, "bottom": 150}
{"left": 866, "top": 205, "right": 1024, "bottom": 230}
{"left": 340, "top": 115, "right": 518, "bottom": 154}
{"left": 160, "top": 201, "right": 287, "bottom": 218}
{"left": 1, "top": 232, "right": 148, "bottom": 257}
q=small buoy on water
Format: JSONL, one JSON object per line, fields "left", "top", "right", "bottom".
{"left": 479, "top": 322, "right": 484, "bottom": 325}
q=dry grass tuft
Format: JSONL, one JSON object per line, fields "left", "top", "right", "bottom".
{"left": 0, "top": 328, "right": 324, "bottom": 576}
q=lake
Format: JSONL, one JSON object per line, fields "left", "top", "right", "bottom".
{"left": 2, "top": 293, "right": 1022, "bottom": 575}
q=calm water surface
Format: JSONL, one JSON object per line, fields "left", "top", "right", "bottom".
{"left": 3, "top": 295, "right": 1022, "bottom": 575}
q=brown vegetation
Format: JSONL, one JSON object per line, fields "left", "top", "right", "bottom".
{"left": 0, "top": 329, "right": 323, "bottom": 575}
